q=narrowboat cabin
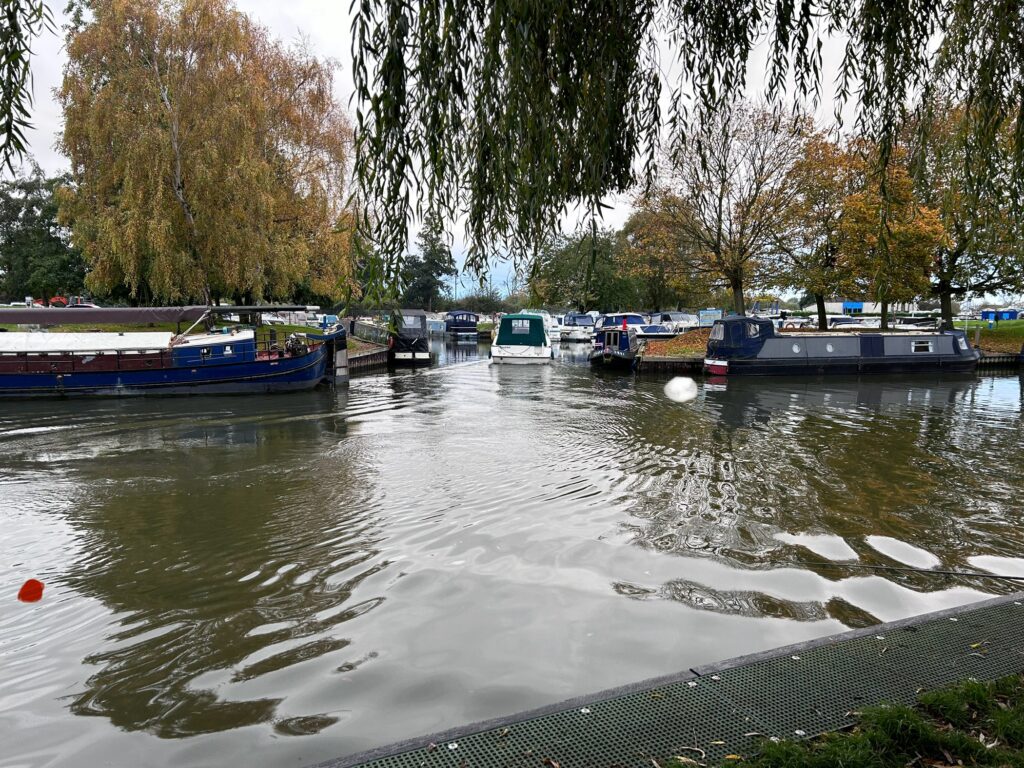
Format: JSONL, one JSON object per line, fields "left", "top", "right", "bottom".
{"left": 490, "top": 313, "right": 552, "bottom": 364}
{"left": 387, "top": 309, "right": 431, "bottom": 366}
{"left": 444, "top": 310, "right": 480, "bottom": 339}
{"left": 703, "top": 316, "right": 980, "bottom": 376}
{"left": 0, "top": 305, "right": 347, "bottom": 397}
{"left": 559, "top": 312, "right": 595, "bottom": 342}
{"left": 589, "top": 324, "right": 641, "bottom": 370}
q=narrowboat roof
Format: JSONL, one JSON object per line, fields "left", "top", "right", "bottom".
{"left": 0, "top": 329, "right": 255, "bottom": 354}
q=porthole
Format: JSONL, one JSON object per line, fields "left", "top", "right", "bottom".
{"left": 826, "top": 343, "right": 834, "bottom": 353}
{"left": 792, "top": 343, "right": 801, "bottom": 353}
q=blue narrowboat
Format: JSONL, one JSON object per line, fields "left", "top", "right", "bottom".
{"left": 444, "top": 310, "right": 479, "bottom": 338}
{"left": 589, "top": 323, "right": 641, "bottom": 370}
{"left": 0, "top": 306, "right": 347, "bottom": 397}
{"left": 703, "top": 316, "right": 980, "bottom": 376}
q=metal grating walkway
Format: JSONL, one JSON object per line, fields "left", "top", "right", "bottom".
{"left": 315, "top": 594, "right": 1024, "bottom": 768}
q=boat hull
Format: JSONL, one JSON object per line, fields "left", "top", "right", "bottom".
{"left": 0, "top": 346, "right": 329, "bottom": 398}
{"left": 703, "top": 320, "right": 981, "bottom": 376}
{"left": 490, "top": 344, "right": 552, "bottom": 364}
{"left": 589, "top": 350, "right": 637, "bottom": 370}
{"left": 703, "top": 355, "right": 980, "bottom": 376}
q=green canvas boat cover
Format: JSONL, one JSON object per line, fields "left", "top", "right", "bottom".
{"left": 495, "top": 314, "right": 546, "bottom": 346}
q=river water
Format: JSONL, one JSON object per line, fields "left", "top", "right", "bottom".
{"left": 1, "top": 340, "right": 1022, "bottom": 767}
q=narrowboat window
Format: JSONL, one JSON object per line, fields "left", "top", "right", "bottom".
{"left": 912, "top": 340, "right": 933, "bottom": 353}
{"left": 201, "top": 347, "right": 211, "bottom": 356}
{"left": 746, "top": 322, "right": 760, "bottom": 338}
{"left": 224, "top": 345, "right": 233, "bottom": 355}
{"left": 709, "top": 324, "right": 725, "bottom": 341}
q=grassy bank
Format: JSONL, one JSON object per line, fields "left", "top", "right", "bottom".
{"left": 960, "top": 320, "right": 1024, "bottom": 355}
{"left": 688, "top": 675, "right": 1024, "bottom": 768}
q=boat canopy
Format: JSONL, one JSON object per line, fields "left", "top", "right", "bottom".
{"left": 496, "top": 314, "right": 546, "bottom": 346}
{"left": 706, "top": 317, "right": 777, "bottom": 357}
{"left": 445, "top": 310, "right": 479, "bottom": 321}
{"left": 391, "top": 309, "right": 428, "bottom": 338}
{"left": 563, "top": 312, "right": 594, "bottom": 326}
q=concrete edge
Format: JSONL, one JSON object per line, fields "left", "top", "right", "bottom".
{"left": 311, "top": 591, "right": 1024, "bottom": 768}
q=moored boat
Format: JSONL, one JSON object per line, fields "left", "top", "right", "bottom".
{"left": 387, "top": 309, "right": 432, "bottom": 366}
{"left": 703, "top": 316, "right": 980, "bottom": 376}
{"left": 559, "top": 312, "right": 595, "bottom": 342}
{"left": 635, "top": 324, "right": 678, "bottom": 340}
{"left": 490, "top": 313, "right": 552, "bottom": 364}
{"left": 589, "top": 324, "right": 641, "bottom": 370}
{"left": 444, "top": 310, "right": 479, "bottom": 339}
{"left": 0, "top": 305, "right": 347, "bottom": 397}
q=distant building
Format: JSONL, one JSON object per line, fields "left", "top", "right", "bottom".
{"left": 981, "top": 309, "right": 1019, "bottom": 321}
{"left": 824, "top": 300, "right": 921, "bottom": 316}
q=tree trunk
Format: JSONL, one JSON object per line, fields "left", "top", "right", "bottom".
{"left": 815, "top": 293, "right": 827, "bottom": 330}
{"left": 880, "top": 300, "right": 890, "bottom": 330}
{"left": 939, "top": 288, "right": 954, "bottom": 330}
{"left": 730, "top": 278, "right": 746, "bottom": 316}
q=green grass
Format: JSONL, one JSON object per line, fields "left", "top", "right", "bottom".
{"left": 688, "top": 675, "right": 1024, "bottom": 767}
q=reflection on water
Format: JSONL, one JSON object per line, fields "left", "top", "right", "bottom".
{"left": 1, "top": 348, "right": 1022, "bottom": 767}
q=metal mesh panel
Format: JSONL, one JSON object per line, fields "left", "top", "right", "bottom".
{"left": 325, "top": 596, "right": 1024, "bottom": 768}
{"left": 352, "top": 680, "right": 768, "bottom": 768}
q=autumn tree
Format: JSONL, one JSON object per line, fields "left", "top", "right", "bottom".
{"left": 907, "top": 96, "right": 1024, "bottom": 327}
{"left": 618, "top": 191, "right": 712, "bottom": 310}
{"left": 58, "top": 0, "right": 355, "bottom": 304}
{"left": 836, "top": 162, "right": 945, "bottom": 329}
{"left": 0, "top": 163, "right": 86, "bottom": 303}
{"left": 775, "top": 132, "right": 863, "bottom": 329}
{"left": 527, "top": 228, "right": 638, "bottom": 311}
{"left": 662, "top": 105, "right": 805, "bottom": 315}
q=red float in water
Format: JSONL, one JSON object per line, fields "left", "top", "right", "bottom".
{"left": 18, "top": 579, "right": 44, "bottom": 602}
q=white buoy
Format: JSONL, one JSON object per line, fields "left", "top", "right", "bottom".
{"left": 663, "top": 376, "right": 698, "bottom": 403}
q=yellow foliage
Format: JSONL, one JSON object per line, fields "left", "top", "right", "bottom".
{"left": 58, "top": 0, "right": 356, "bottom": 303}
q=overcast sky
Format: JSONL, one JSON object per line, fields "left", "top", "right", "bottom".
{"left": 19, "top": 3, "right": 857, "bottom": 296}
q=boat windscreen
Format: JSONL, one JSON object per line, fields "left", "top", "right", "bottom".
{"left": 400, "top": 314, "right": 427, "bottom": 336}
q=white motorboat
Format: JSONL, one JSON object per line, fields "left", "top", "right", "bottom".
{"left": 490, "top": 313, "right": 553, "bottom": 364}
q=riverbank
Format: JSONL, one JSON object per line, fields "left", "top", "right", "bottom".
{"left": 316, "top": 593, "right": 1024, "bottom": 768}
{"left": 731, "top": 674, "right": 1024, "bottom": 768}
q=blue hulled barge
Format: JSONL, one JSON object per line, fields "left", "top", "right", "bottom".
{"left": 704, "top": 317, "right": 980, "bottom": 376}
{"left": 0, "top": 306, "right": 347, "bottom": 398}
